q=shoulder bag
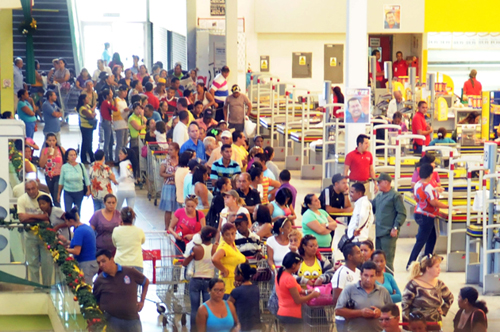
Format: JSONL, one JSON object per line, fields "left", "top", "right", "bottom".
{"left": 337, "top": 208, "right": 372, "bottom": 251}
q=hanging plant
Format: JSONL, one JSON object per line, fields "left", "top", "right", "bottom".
{"left": 18, "top": 18, "right": 38, "bottom": 35}
{"left": 29, "top": 223, "right": 107, "bottom": 332}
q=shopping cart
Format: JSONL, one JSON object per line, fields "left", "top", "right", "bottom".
{"left": 138, "top": 134, "right": 147, "bottom": 188}
{"left": 302, "top": 304, "right": 335, "bottom": 332}
{"left": 146, "top": 142, "right": 167, "bottom": 205}
{"left": 143, "top": 231, "right": 190, "bottom": 327}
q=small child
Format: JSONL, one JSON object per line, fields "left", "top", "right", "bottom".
{"left": 229, "top": 263, "right": 262, "bottom": 332}
{"left": 408, "top": 311, "right": 428, "bottom": 332}
{"left": 234, "top": 214, "right": 261, "bottom": 258}
{"left": 218, "top": 120, "right": 228, "bottom": 131}
{"left": 155, "top": 121, "right": 168, "bottom": 150}
{"left": 288, "top": 228, "right": 302, "bottom": 253}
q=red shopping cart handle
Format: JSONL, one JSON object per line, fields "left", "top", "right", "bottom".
{"left": 318, "top": 248, "right": 333, "bottom": 253}
{"left": 400, "top": 322, "right": 440, "bottom": 326}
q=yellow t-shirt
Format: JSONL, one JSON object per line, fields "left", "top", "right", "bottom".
{"left": 112, "top": 225, "right": 146, "bottom": 268}
{"left": 79, "top": 105, "right": 93, "bottom": 129}
{"left": 298, "top": 258, "right": 322, "bottom": 280}
{"left": 219, "top": 240, "right": 246, "bottom": 294}
{"left": 233, "top": 144, "right": 248, "bottom": 163}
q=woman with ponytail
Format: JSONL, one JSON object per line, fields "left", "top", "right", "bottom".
{"left": 453, "top": 287, "right": 488, "bottom": 332}
{"left": 402, "top": 254, "right": 454, "bottom": 330}
{"left": 462, "top": 69, "right": 482, "bottom": 97}
{"left": 112, "top": 207, "right": 145, "bottom": 273}
{"left": 183, "top": 226, "right": 217, "bottom": 329}
{"left": 429, "top": 127, "right": 455, "bottom": 146}
{"left": 275, "top": 252, "right": 320, "bottom": 332}
{"left": 229, "top": 263, "right": 261, "bottom": 332}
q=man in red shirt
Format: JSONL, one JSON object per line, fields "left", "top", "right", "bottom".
{"left": 371, "top": 50, "right": 385, "bottom": 88}
{"left": 344, "top": 134, "right": 377, "bottom": 198}
{"left": 143, "top": 82, "right": 159, "bottom": 110}
{"left": 392, "top": 51, "right": 408, "bottom": 78}
{"left": 411, "top": 101, "right": 432, "bottom": 154}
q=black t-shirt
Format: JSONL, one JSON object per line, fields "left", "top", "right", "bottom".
{"left": 230, "top": 284, "right": 261, "bottom": 331}
{"left": 237, "top": 188, "right": 261, "bottom": 207}
{"left": 319, "top": 185, "right": 345, "bottom": 210}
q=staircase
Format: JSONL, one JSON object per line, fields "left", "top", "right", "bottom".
{"left": 12, "top": 0, "right": 76, "bottom": 75}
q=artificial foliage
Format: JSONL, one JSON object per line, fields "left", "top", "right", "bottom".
{"left": 31, "top": 223, "right": 107, "bottom": 332}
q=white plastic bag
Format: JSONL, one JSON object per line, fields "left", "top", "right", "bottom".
{"left": 244, "top": 116, "right": 256, "bottom": 138}
{"left": 473, "top": 189, "right": 486, "bottom": 212}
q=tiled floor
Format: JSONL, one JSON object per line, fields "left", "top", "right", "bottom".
{"left": 33, "top": 117, "right": 499, "bottom": 331}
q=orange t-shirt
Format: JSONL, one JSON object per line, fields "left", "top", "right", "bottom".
{"left": 276, "top": 271, "right": 302, "bottom": 318}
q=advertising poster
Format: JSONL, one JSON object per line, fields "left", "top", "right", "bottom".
{"left": 345, "top": 88, "right": 371, "bottom": 124}
{"left": 384, "top": 5, "right": 401, "bottom": 30}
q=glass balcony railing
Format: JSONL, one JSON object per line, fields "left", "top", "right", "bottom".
{"left": 0, "top": 224, "right": 89, "bottom": 331}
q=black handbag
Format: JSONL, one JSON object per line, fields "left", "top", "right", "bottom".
{"left": 337, "top": 210, "right": 372, "bottom": 251}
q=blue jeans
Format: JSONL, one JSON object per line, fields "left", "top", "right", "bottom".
{"left": 64, "top": 190, "right": 85, "bottom": 213}
{"left": 80, "top": 127, "right": 95, "bottom": 164}
{"left": 189, "top": 278, "right": 211, "bottom": 329}
{"left": 25, "top": 121, "right": 36, "bottom": 139}
{"left": 335, "top": 319, "right": 347, "bottom": 332}
{"left": 277, "top": 315, "right": 302, "bottom": 332}
{"left": 407, "top": 213, "right": 437, "bottom": 267}
{"left": 104, "top": 313, "right": 142, "bottom": 332}
{"left": 102, "top": 119, "right": 114, "bottom": 162}
{"left": 93, "top": 198, "right": 105, "bottom": 212}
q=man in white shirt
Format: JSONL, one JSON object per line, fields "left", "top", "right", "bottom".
{"left": 348, "top": 182, "right": 374, "bottom": 244}
{"left": 17, "top": 180, "right": 53, "bottom": 286}
{"left": 386, "top": 90, "right": 404, "bottom": 120}
{"left": 332, "top": 243, "right": 363, "bottom": 332}
{"left": 173, "top": 110, "right": 190, "bottom": 146}
{"left": 210, "top": 66, "right": 230, "bottom": 121}
{"left": 92, "top": 59, "right": 112, "bottom": 83}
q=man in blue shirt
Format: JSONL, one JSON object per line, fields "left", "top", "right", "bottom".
{"left": 42, "top": 90, "right": 63, "bottom": 142}
{"left": 144, "top": 104, "right": 162, "bottom": 122}
{"left": 180, "top": 122, "right": 206, "bottom": 161}
{"left": 210, "top": 144, "right": 241, "bottom": 186}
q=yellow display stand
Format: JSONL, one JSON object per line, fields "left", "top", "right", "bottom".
{"left": 481, "top": 91, "right": 490, "bottom": 140}
{"left": 435, "top": 96, "right": 449, "bottom": 121}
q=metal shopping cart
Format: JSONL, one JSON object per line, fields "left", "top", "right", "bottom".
{"left": 302, "top": 304, "right": 336, "bottom": 332}
{"left": 146, "top": 142, "right": 167, "bottom": 205}
{"left": 137, "top": 134, "right": 147, "bottom": 188}
{"left": 143, "top": 231, "right": 190, "bottom": 327}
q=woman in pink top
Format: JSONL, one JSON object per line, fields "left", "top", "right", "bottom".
{"left": 39, "top": 133, "right": 66, "bottom": 207}
{"left": 168, "top": 195, "right": 206, "bottom": 253}
{"left": 275, "top": 252, "right": 320, "bottom": 331}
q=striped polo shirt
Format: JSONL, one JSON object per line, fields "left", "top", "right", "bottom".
{"left": 210, "top": 157, "right": 241, "bottom": 181}
{"left": 210, "top": 73, "right": 229, "bottom": 103}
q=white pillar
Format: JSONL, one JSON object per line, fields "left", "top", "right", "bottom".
{"left": 186, "top": 0, "right": 197, "bottom": 70}
{"left": 345, "top": 0, "right": 368, "bottom": 154}
{"left": 225, "top": 0, "right": 238, "bottom": 88}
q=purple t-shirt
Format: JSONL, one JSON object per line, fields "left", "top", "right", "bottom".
{"left": 90, "top": 210, "right": 121, "bottom": 252}
{"left": 276, "top": 183, "right": 297, "bottom": 210}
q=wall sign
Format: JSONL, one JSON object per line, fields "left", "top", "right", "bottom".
{"left": 210, "top": 0, "right": 225, "bottom": 16}
{"left": 260, "top": 55, "right": 270, "bottom": 72}
{"left": 369, "top": 38, "right": 380, "bottom": 47}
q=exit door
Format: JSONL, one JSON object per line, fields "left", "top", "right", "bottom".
{"left": 324, "top": 44, "right": 344, "bottom": 83}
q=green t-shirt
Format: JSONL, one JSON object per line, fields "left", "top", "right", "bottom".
{"left": 302, "top": 209, "right": 332, "bottom": 248}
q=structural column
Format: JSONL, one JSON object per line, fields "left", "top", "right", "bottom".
{"left": 225, "top": 0, "right": 238, "bottom": 88}
{"left": 345, "top": 0, "right": 368, "bottom": 153}
{"left": 0, "top": 9, "right": 14, "bottom": 115}
{"left": 186, "top": 0, "right": 197, "bottom": 70}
